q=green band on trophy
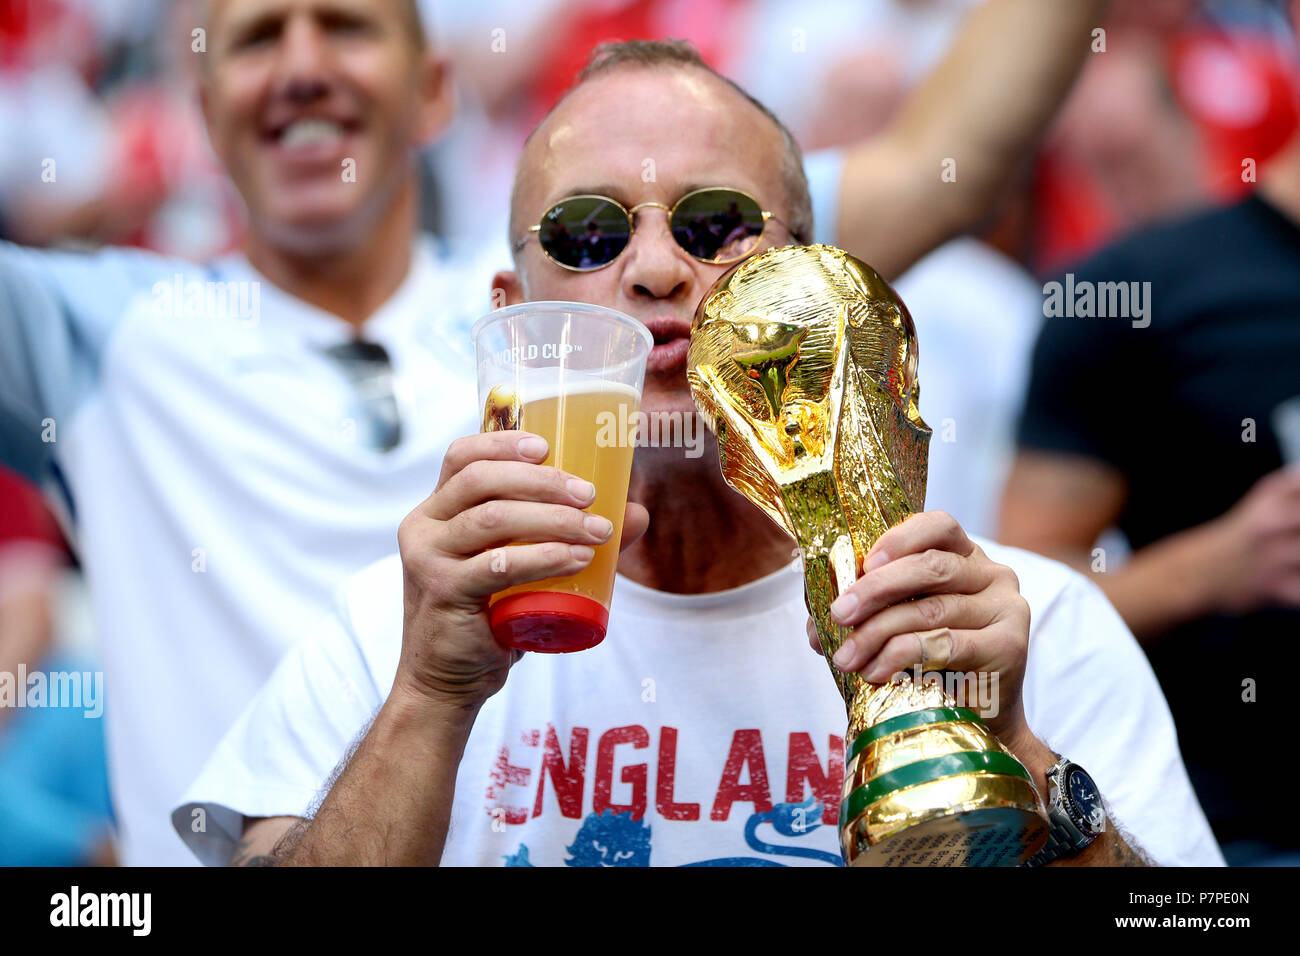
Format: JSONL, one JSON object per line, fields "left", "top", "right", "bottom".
{"left": 848, "top": 706, "right": 986, "bottom": 760}
{"left": 840, "top": 750, "right": 1033, "bottom": 826}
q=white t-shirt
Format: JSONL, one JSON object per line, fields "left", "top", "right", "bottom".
{"left": 0, "top": 236, "right": 484, "bottom": 865}
{"left": 175, "top": 538, "right": 1224, "bottom": 867}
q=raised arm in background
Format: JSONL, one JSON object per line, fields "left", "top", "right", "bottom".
{"left": 836, "top": 0, "right": 1110, "bottom": 278}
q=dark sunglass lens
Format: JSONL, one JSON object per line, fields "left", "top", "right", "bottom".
{"left": 671, "top": 189, "right": 765, "bottom": 263}
{"left": 537, "top": 197, "right": 631, "bottom": 269}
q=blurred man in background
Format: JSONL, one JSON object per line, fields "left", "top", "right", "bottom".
{"left": 0, "top": 0, "right": 483, "bottom": 864}
{"left": 999, "top": 0, "right": 1300, "bottom": 869}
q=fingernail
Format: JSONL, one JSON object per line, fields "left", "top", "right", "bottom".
{"left": 864, "top": 549, "right": 890, "bottom": 572}
{"left": 567, "top": 478, "right": 596, "bottom": 502}
{"left": 830, "top": 591, "right": 859, "bottom": 622}
{"left": 584, "top": 515, "right": 613, "bottom": 540}
{"left": 832, "top": 644, "right": 854, "bottom": 669}
{"left": 569, "top": 545, "right": 595, "bottom": 561}
{"left": 518, "top": 435, "right": 548, "bottom": 459}
{"left": 863, "top": 663, "right": 889, "bottom": 682}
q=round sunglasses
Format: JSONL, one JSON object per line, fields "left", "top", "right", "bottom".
{"left": 513, "top": 186, "right": 805, "bottom": 272}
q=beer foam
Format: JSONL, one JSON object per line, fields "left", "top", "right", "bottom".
{"left": 482, "top": 365, "right": 641, "bottom": 404}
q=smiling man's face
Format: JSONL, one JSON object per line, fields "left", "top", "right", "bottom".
{"left": 500, "top": 66, "right": 799, "bottom": 420}
{"left": 201, "top": 0, "right": 448, "bottom": 253}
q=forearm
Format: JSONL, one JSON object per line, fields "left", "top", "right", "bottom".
{"left": 842, "top": 0, "right": 1108, "bottom": 275}
{"left": 1019, "top": 542, "right": 1207, "bottom": 641}
{"left": 898, "top": 0, "right": 1106, "bottom": 217}
{"left": 1007, "top": 729, "right": 1151, "bottom": 867}
{"left": 997, "top": 452, "right": 1216, "bottom": 642}
{"left": 276, "top": 686, "right": 481, "bottom": 866}
{"left": 1028, "top": 521, "right": 1223, "bottom": 643}
{"left": 4, "top": 196, "right": 111, "bottom": 247}
{"left": 1066, "top": 824, "right": 1152, "bottom": 867}
{"left": 1084, "top": 522, "right": 1229, "bottom": 642}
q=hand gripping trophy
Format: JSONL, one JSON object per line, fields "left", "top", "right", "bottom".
{"left": 687, "top": 244, "right": 1048, "bottom": 866}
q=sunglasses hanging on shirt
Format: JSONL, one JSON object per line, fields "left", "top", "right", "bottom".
{"left": 323, "top": 339, "right": 402, "bottom": 453}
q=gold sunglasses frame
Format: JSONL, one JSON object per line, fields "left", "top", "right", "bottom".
{"left": 512, "top": 186, "right": 803, "bottom": 272}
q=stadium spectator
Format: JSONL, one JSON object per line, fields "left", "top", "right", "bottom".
{"left": 999, "top": 0, "right": 1300, "bottom": 867}
{"left": 175, "top": 22, "right": 1210, "bottom": 869}
{"left": 1, "top": 0, "right": 483, "bottom": 864}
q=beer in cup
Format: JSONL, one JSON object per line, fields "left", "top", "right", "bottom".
{"left": 472, "top": 302, "right": 652, "bottom": 652}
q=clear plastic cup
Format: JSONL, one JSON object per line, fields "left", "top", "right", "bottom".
{"left": 472, "top": 301, "right": 652, "bottom": 652}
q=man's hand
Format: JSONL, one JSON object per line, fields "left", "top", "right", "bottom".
{"left": 393, "top": 429, "right": 648, "bottom": 711}
{"left": 1201, "top": 466, "right": 1300, "bottom": 615}
{"left": 804, "top": 511, "right": 1153, "bottom": 866}
{"left": 266, "top": 433, "right": 648, "bottom": 865}
{"left": 806, "top": 511, "right": 1031, "bottom": 746}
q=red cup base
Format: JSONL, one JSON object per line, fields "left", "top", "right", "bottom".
{"left": 489, "top": 591, "right": 609, "bottom": 653}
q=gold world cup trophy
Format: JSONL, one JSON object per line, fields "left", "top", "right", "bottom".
{"left": 687, "top": 244, "right": 1049, "bottom": 866}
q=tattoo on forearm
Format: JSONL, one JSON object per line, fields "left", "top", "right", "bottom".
{"left": 230, "top": 836, "right": 278, "bottom": 867}
{"left": 271, "top": 819, "right": 311, "bottom": 861}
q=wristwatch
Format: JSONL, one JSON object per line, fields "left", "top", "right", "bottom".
{"left": 1024, "top": 754, "right": 1107, "bottom": 866}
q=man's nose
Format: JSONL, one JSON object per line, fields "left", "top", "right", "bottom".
{"left": 272, "top": 15, "right": 334, "bottom": 101}
{"left": 620, "top": 208, "right": 695, "bottom": 302}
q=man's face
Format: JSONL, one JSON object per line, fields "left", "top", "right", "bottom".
{"left": 502, "top": 67, "right": 798, "bottom": 420}
{"left": 201, "top": 0, "right": 448, "bottom": 252}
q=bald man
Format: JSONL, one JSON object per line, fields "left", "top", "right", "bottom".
{"left": 180, "top": 32, "right": 1218, "bottom": 867}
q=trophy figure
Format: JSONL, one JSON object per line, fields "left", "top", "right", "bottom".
{"left": 687, "top": 244, "right": 1048, "bottom": 866}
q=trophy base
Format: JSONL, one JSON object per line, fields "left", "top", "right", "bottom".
{"left": 838, "top": 697, "right": 1049, "bottom": 866}
{"left": 844, "top": 804, "right": 1047, "bottom": 867}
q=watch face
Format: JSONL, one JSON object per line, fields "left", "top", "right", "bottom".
{"left": 1067, "top": 768, "right": 1106, "bottom": 834}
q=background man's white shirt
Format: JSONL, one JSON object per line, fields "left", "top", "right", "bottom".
{"left": 176, "top": 539, "right": 1224, "bottom": 867}
{"left": 0, "top": 237, "right": 482, "bottom": 864}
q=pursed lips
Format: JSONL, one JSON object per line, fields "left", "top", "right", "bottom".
{"left": 641, "top": 315, "right": 693, "bottom": 374}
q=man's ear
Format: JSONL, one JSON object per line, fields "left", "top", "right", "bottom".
{"left": 491, "top": 270, "right": 526, "bottom": 308}
{"left": 414, "top": 51, "right": 454, "bottom": 146}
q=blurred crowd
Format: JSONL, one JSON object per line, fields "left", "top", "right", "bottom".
{"left": 1, "top": 0, "right": 1298, "bottom": 867}
{"left": 6, "top": 0, "right": 1296, "bottom": 260}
